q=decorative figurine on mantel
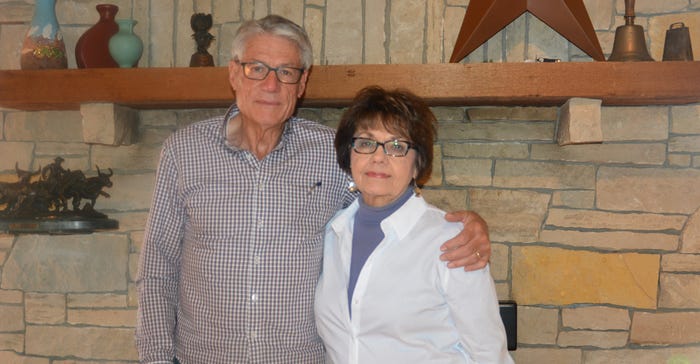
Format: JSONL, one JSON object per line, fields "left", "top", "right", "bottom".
{"left": 0, "top": 157, "right": 118, "bottom": 234}
{"left": 190, "top": 13, "right": 215, "bottom": 67}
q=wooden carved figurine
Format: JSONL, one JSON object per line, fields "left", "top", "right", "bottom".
{"left": 190, "top": 13, "right": 215, "bottom": 67}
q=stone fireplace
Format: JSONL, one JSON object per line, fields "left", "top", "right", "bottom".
{"left": 1, "top": 1, "right": 700, "bottom": 363}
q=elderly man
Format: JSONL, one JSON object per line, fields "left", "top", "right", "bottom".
{"left": 136, "top": 15, "right": 491, "bottom": 364}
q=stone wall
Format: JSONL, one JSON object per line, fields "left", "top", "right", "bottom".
{"left": 1, "top": 0, "right": 700, "bottom": 363}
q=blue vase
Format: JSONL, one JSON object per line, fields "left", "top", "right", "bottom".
{"left": 20, "top": 0, "right": 67, "bottom": 69}
{"left": 108, "top": 19, "right": 143, "bottom": 68}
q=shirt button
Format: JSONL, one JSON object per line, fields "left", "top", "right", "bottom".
{"left": 251, "top": 293, "right": 258, "bottom": 302}
{"left": 253, "top": 256, "right": 261, "bottom": 264}
{"left": 250, "top": 330, "right": 257, "bottom": 339}
{"left": 257, "top": 219, "right": 263, "bottom": 228}
{"left": 257, "top": 183, "right": 264, "bottom": 190}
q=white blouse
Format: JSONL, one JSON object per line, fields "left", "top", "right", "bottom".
{"left": 315, "top": 195, "right": 513, "bottom": 364}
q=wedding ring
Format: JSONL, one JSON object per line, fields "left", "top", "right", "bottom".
{"left": 475, "top": 250, "right": 481, "bottom": 258}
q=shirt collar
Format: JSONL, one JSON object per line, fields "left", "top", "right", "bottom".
{"left": 330, "top": 194, "right": 427, "bottom": 242}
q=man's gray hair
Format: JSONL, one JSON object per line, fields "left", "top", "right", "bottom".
{"left": 231, "top": 15, "right": 313, "bottom": 69}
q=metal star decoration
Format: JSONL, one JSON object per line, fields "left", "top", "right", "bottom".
{"left": 450, "top": 0, "right": 605, "bottom": 62}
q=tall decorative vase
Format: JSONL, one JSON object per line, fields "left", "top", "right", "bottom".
{"left": 20, "top": 0, "right": 68, "bottom": 69}
{"left": 75, "top": 4, "right": 120, "bottom": 68}
{"left": 108, "top": 19, "right": 143, "bottom": 68}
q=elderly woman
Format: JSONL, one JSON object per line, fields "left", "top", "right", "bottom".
{"left": 315, "top": 86, "right": 513, "bottom": 363}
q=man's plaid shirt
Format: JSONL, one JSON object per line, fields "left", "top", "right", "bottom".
{"left": 136, "top": 106, "right": 353, "bottom": 363}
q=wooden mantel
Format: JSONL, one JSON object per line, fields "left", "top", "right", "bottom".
{"left": 1, "top": 62, "right": 699, "bottom": 111}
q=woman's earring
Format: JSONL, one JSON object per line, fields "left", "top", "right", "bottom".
{"left": 412, "top": 179, "right": 421, "bottom": 197}
{"left": 413, "top": 185, "right": 422, "bottom": 197}
{"left": 348, "top": 181, "right": 358, "bottom": 193}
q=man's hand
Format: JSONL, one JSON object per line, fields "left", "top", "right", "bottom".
{"left": 440, "top": 211, "right": 491, "bottom": 271}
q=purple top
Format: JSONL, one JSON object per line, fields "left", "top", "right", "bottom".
{"left": 347, "top": 187, "right": 414, "bottom": 316}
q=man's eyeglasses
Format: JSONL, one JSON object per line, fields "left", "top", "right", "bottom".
{"left": 351, "top": 137, "right": 414, "bottom": 157}
{"left": 236, "top": 60, "right": 305, "bottom": 84}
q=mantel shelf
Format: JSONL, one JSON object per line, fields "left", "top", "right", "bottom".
{"left": 1, "top": 62, "right": 699, "bottom": 111}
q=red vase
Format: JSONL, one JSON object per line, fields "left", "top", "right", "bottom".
{"left": 75, "top": 4, "right": 119, "bottom": 68}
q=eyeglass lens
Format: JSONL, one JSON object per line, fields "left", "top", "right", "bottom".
{"left": 240, "top": 61, "right": 303, "bottom": 84}
{"left": 352, "top": 138, "right": 412, "bottom": 157}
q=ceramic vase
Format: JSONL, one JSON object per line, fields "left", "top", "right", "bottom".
{"left": 20, "top": 0, "right": 68, "bottom": 69}
{"left": 75, "top": 4, "right": 120, "bottom": 68}
{"left": 108, "top": 19, "right": 143, "bottom": 68}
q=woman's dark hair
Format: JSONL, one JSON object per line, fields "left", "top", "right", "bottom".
{"left": 335, "top": 86, "right": 437, "bottom": 186}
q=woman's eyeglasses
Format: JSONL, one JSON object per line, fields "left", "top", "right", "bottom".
{"left": 351, "top": 137, "right": 414, "bottom": 157}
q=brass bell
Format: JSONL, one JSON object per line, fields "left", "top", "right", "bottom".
{"left": 662, "top": 22, "right": 694, "bottom": 61}
{"left": 608, "top": 0, "right": 653, "bottom": 62}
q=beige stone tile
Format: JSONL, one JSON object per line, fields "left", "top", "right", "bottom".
{"left": 389, "top": 0, "right": 425, "bottom": 64}
{"left": 443, "top": 142, "right": 529, "bottom": 159}
{"left": 149, "top": 0, "right": 175, "bottom": 67}
{"left": 364, "top": 0, "right": 387, "bottom": 64}
{"left": 67, "top": 308, "right": 136, "bottom": 327}
{"left": 439, "top": 121, "right": 553, "bottom": 141}
{"left": 670, "top": 135, "right": 700, "bottom": 153}
{"left": 682, "top": 209, "right": 700, "bottom": 253}
{"left": 212, "top": 0, "right": 240, "bottom": 24}
{"left": 531, "top": 143, "right": 667, "bottom": 165}
{"left": 540, "top": 229, "right": 678, "bottom": 251}
{"left": 494, "top": 160, "right": 595, "bottom": 189}
{"left": 305, "top": 6, "right": 324, "bottom": 64}
{"left": 0, "top": 142, "right": 34, "bottom": 170}
{"left": 551, "top": 190, "right": 595, "bottom": 209}
{"left": 0, "top": 289, "right": 22, "bottom": 304}
{"left": 512, "top": 246, "right": 659, "bottom": 308}
{"left": 467, "top": 107, "right": 558, "bottom": 121}
{"left": 98, "top": 173, "right": 155, "bottom": 211}
{"left": 668, "top": 153, "right": 692, "bottom": 167}
{"left": 90, "top": 144, "right": 161, "bottom": 171}
{"left": 25, "top": 293, "right": 65, "bottom": 324}
{"left": 425, "top": 0, "right": 445, "bottom": 64}
{"left": 601, "top": 107, "right": 669, "bottom": 142}
{"left": 584, "top": 348, "right": 700, "bottom": 364}
{"left": 672, "top": 105, "right": 700, "bottom": 134}
{"left": 558, "top": 330, "right": 629, "bottom": 348}
{"left": 0, "top": 304, "right": 24, "bottom": 331}
{"left": 3, "top": 234, "right": 128, "bottom": 292}
{"left": 511, "top": 347, "right": 582, "bottom": 364}
{"left": 67, "top": 293, "right": 127, "bottom": 308}
{"left": 597, "top": 166, "right": 700, "bottom": 214}
{"left": 659, "top": 273, "right": 700, "bottom": 308}
{"left": 0, "top": 24, "right": 25, "bottom": 70}
{"left": 517, "top": 306, "right": 559, "bottom": 345}
{"left": 443, "top": 158, "right": 493, "bottom": 186}
{"left": 0, "top": 350, "right": 48, "bottom": 364}
{"left": 469, "top": 189, "right": 550, "bottom": 243}
{"left": 545, "top": 208, "right": 686, "bottom": 231}
{"left": 490, "top": 243, "right": 510, "bottom": 281}
{"left": 562, "top": 305, "right": 631, "bottom": 330}
{"left": 325, "top": 0, "right": 362, "bottom": 64}
{"left": 25, "top": 326, "right": 137, "bottom": 360}
{"left": 631, "top": 311, "right": 700, "bottom": 345}
{"left": 5, "top": 111, "right": 83, "bottom": 142}
{"left": 0, "top": 333, "right": 23, "bottom": 352}
{"left": 421, "top": 188, "right": 468, "bottom": 213}
{"left": 662, "top": 253, "right": 700, "bottom": 272}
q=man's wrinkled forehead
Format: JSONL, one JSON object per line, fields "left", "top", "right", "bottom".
{"left": 238, "top": 33, "right": 302, "bottom": 64}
